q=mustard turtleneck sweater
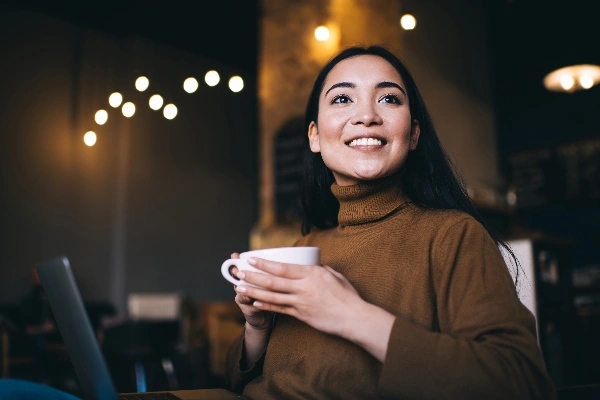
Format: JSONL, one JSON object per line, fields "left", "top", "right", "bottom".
{"left": 226, "top": 178, "right": 554, "bottom": 399}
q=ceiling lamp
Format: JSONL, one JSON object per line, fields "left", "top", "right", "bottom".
{"left": 543, "top": 64, "right": 600, "bottom": 93}
{"left": 400, "top": 14, "right": 416, "bottom": 30}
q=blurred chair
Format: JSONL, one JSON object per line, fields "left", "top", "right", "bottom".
{"left": 0, "top": 310, "right": 33, "bottom": 378}
{"left": 197, "top": 301, "right": 244, "bottom": 379}
{"left": 103, "top": 293, "right": 183, "bottom": 393}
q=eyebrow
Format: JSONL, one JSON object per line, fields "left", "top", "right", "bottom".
{"left": 324, "top": 81, "right": 407, "bottom": 96}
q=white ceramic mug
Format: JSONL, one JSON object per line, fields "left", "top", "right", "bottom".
{"left": 221, "top": 247, "right": 320, "bottom": 286}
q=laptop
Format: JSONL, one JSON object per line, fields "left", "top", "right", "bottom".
{"left": 36, "top": 256, "right": 243, "bottom": 400}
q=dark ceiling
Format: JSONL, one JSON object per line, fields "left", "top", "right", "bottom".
{"left": 9, "top": 0, "right": 259, "bottom": 75}
{"left": 489, "top": 0, "right": 600, "bottom": 152}
{"left": 8, "top": 0, "right": 599, "bottom": 152}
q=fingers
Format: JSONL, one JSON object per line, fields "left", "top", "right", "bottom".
{"left": 248, "top": 258, "right": 312, "bottom": 279}
{"left": 253, "top": 301, "right": 294, "bottom": 316}
{"left": 236, "top": 284, "right": 293, "bottom": 307}
{"left": 234, "top": 287, "right": 254, "bottom": 304}
{"left": 237, "top": 270, "right": 295, "bottom": 293}
{"left": 324, "top": 265, "right": 344, "bottom": 279}
{"left": 231, "top": 253, "right": 240, "bottom": 259}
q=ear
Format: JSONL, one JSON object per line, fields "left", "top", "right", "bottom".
{"left": 308, "top": 121, "right": 320, "bottom": 153}
{"left": 409, "top": 119, "right": 421, "bottom": 150}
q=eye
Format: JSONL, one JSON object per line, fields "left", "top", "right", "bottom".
{"left": 331, "top": 94, "right": 352, "bottom": 104}
{"left": 379, "top": 94, "right": 401, "bottom": 104}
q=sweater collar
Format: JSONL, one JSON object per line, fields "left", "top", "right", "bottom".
{"left": 331, "top": 175, "right": 410, "bottom": 227}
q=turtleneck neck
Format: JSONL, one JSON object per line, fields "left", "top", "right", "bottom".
{"left": 331, "top": 175, "right": 411, "bottom": 227}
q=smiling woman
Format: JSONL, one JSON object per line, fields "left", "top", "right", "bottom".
{"left": 225, "top": 46, "right": 556, "bottom": 400}
{"left": 307, "top": 55, "right": 419, "bottom": 186}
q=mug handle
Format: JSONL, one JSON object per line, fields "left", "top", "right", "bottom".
{"left": 221, "top": 259, "right": 244, "bottom": 285}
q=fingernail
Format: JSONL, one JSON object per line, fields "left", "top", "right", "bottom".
{"left": 253, "top": 301, "right": 263, "bottom": 307}
{"left": 248, "top": 258, "right": 257, "bottom": 265}
{"left": 237, "top": 271, "right": 246, "bottom": 279}
{"left": 236, "top": 286, "right": 246, "bottom": 293}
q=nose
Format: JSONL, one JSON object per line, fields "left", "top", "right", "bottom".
{"left": 351, "top": 102, "right": 383, "bottom": 126}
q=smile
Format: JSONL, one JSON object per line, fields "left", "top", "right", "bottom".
{"left": 347, "top": 138, "right": 386, "bottom": 147}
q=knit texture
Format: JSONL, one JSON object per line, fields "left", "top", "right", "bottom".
{"left": 226, "top": 178, "right": 555, "bottom": 400}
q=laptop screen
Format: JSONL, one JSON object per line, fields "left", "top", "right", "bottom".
{"left": 37, "top": 256, "right": 118, "bottom": 400}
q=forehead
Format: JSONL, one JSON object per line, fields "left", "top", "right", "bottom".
{"left": 322, "top": 55, "right": 404, "bottom": 91}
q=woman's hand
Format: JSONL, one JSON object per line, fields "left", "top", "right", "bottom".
{"left": 230, "top": 253, "right": 273, "bottom": 332}
{"left": 234, "top": 257, "right": 368, "bottom": 339}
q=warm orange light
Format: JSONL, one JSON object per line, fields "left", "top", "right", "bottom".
{"left": 183, "top": 77, "right": 199, "bottom": 93}
{"left": 205, "top": 70, "right": 220, "bottom": 86}
{"left": 135, "top": 76, "right": 149, "bottom": 91}
{"left": 84, "top": 131, "right": 97, "bottom": 146}
{"left": 163, "top": 104, "right": 178, "bottom": 120}
{"left": 109, "top": 92, "right": 123, "bottom": 108}
{"left": 95, "top": 110, "right": 108, "bottom": 125}
{"left": 544, "top": 64, "right": 600, "bottom": 92}
{"left": 149, "top": 94, "right": 164, "bottom": 110}
{"left": 400, "top": 14, "right": 416, "bottom": 30}
{"left": 122, "top": 102, "right": 136, "bottom": 117}
{"left": 315, "top": 26, "right": 330, "bottom": 41}
{"left": 228, "top": 76, "right": 244, "bottom": 93}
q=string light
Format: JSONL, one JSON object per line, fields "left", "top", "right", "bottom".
{"left": 84, "top": 131, "right": 97, "bottom": 146}
{"left": 135, "top": 76, "right": 149, "bottom": 91}
{"left": 108, "top": 92, "right": 123, "bottom": 108}
{"left": 229, "top": 76, "right": 244, "bottom": 93}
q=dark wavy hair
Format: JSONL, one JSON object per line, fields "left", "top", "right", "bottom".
{"left": 300, "top": 45, "right": 520, "bottom": 284}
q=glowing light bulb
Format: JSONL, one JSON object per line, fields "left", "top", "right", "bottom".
{"left": 122, "top": 102, "right": 136, "bottom": 117}
{"left": 228, "top": 76, "right": 244, "bottom": 93}
{"left": 108, "top": 92, "right": 123, "bottom": 108}
{"left": 163, "top": 104, "right": 178, "bottom": 120}
{"left": 580, "top": 75, "right": 594, "bottom": 89}
{"left": 95, "top": 110, "right": 108, "bottom": 125}
{"left": 400, "top": 14, "right": 416, "bottom": 30}
{"left": 135, "top": 76, "right": 149, "bottom": 91}
{"left": 149, "top": 94, "right": 164, "bottom": 110}
{"left": 183, "top": 77, "right": 199, "bottom": 93}
{"left": 84, "top": 131, "right": 97, "bottom": 146}
{"left": 205, "top": 70, "right": 220, "bottom": 86}
{"left": 315, "top": 26, "right": 330, "bottom": 41}
{"left": 560, "top": 75, "right": 574, "bottom": 90}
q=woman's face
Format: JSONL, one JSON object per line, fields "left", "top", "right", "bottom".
{"left": 308, "top": 55, "right": 420, "bottom": 186}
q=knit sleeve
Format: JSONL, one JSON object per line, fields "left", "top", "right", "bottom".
{"left": 225, "top": 326, "right": 267, "bottom": 394}
{"left": 378, "top": 217, "right": 555, "bottom": 400}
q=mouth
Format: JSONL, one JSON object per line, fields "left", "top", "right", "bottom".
{"left": 345, "top": 137, "right": 387, "bottom": 147}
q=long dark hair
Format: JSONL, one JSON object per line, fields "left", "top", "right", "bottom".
{"left": 300, "top": 45, "right": 520, "bottom": 284}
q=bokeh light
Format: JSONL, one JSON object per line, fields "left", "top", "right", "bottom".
{"left": 108, "top": 92, "right": 123, "bottom": 108}
{"left": 95, "top": 110, "right": 108, "bottom": 125}
{"left": 315, "top": 26, "right": 330, "bottom": 41}
{"left": 122, "top": 102, "right": 136, "bottom": 118}
{"left": 149, "top": 94, "right": 164, "bottom": 110}
{"left": 400, "top": 14, "right": 416, "bottom": 30}
{"left": 135, "top": 76, "right": 149, "bottom": 91}
{"left": 163, "top": 104, "right": 178, "bottom": 120}
{"left": 580, "top": 75, "right": 594, "bottom": 89}
{"left": 183, "top": 77, "right": 199, "bottom": 93}
{"left": 228, "top": 76, "right": 244, "bottom": 93}
{"left": 84, "top": 131, "right": 97, "bottom": 146}
{"left": 560, "top": 75, "right": 574, "bottom": 90}
{"left": 205, "top": 70, "right": 220, "bottom": 86}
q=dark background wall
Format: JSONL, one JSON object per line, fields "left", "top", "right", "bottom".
{"left": 0, "top": 4, "right": 259, "bottom": 310}
{"left": 488, "top": 0, "right": 600, "bottom": 271}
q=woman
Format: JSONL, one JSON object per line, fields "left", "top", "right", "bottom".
{"left": 225, "top": 46, "right": 554, "bottom": 399}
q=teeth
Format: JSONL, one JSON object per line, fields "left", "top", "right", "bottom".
{"left": 348, "top": 138, "right": 383, "bottom": 147}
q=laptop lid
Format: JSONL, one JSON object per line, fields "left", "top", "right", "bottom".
{"left": 37, "top": 256, "right": 118, "bottom": 400}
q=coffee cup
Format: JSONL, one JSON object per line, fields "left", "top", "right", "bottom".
{"left": 221, "top": 247, "right": 320, "bottom": 287}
